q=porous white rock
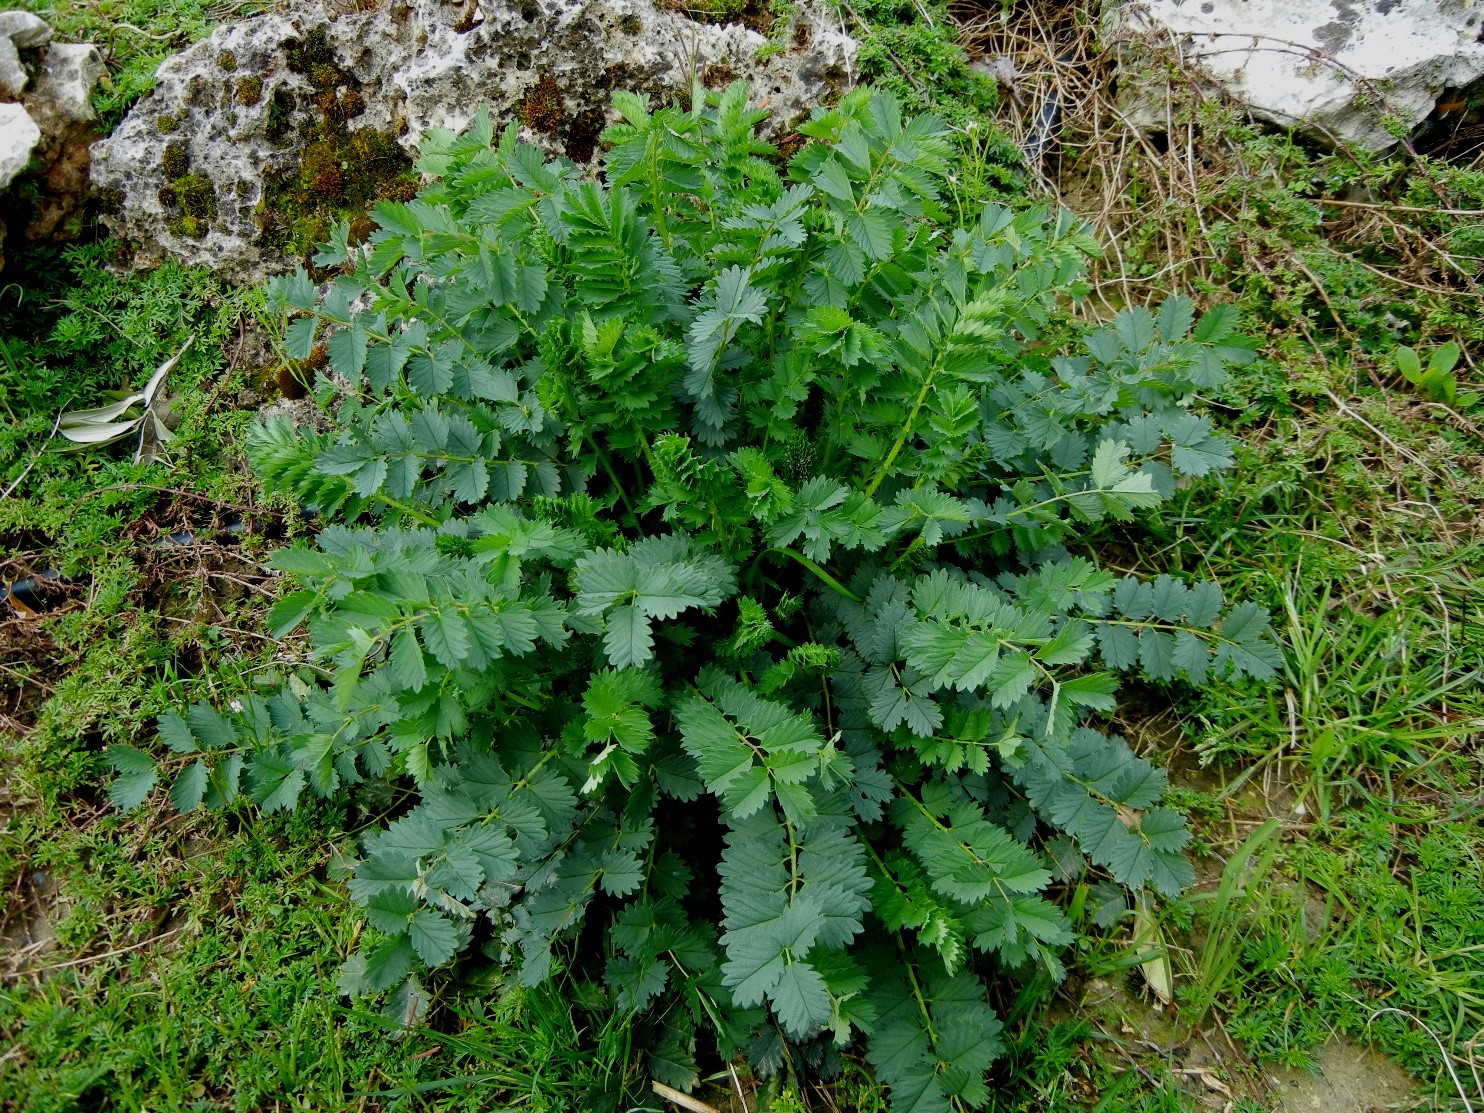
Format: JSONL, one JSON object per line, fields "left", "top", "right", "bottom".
{"left": 1112, "top": 0, "right": 1484, "bottom": 151}
{"left": 91, "top": 0, "right": 856, "bottom": 283}
{"left": 0, "top": 103, "right": 41, "bottom": 189}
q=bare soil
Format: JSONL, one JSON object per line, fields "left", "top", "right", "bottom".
{"left": 1269, "top": 1039, "right": 1419, "bottom": 1113}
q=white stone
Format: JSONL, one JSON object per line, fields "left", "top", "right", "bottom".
{"left": 0, "top": 103, "right": 41, "bottom": 189}
{"left": 29, "top": 42, "right": 104, "bottom": 124}
{"left": 90, "top": 0, "right": 856, "bottom": 283}
{"left": 1111, "top": 0, "right": 1484, "bottom": 151}
{"left": 0, "top": 11, "right": 53, "bottom": 50}
{"left": 0, "top": 35, "right": 25, "bottom": 98}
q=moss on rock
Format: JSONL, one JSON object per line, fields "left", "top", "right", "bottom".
{"left": 308, "top": 63, "right": 344, "bottom": 92}
{"left": 162, "top": 142, "right": 190, "bottom": 181}
{"left": 186, "top": 77, "right": 215, "bottom": 109}
{"left": 520, "top": 73, "right": 566, "bottom": 134}
{"left": 266, "top": 88, "right": 295, "bottom": 145}
{"left": 255, "top": 72, "right": 417, "bottom": 261}
{"left": 286, "top": 28, "right": 350, "bottom": 92}
{"left": 236, "top": 76, "right": 263, "bottom": 106}
{"left": 164, "top": 174, "right": 218, "bottom": 239}
{"left": 564, "top": 105, "right": 607, "bottom": 162}
{"left": 175, "top": 175, "right": 217, "bottom": 219}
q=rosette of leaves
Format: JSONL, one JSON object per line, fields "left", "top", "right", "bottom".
{"left": 122, "top": 84, "right": 1278, "bottom": 1108}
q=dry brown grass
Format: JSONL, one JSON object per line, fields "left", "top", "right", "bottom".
{"left": 949, "top": 0, "right": 1484, "bottom": 334}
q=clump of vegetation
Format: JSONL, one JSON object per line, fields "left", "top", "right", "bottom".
{"left": 265, "top": 86, "right": 295, "bottom": 144}
{"left": 155, "top": 112, "right": 180, "bottom": 134}
{"left": 156, "top": 139, "right": 218, "bottom": 239}
{"left": 308, "top": 62, "right": 342, "bottom": 91}
{"left": 235, "top": 75, "right": 263, "bottom": 106}
{"left": 518, "top": 73, "right": 566, "bottom": 134}
{"left": 1199, "top": 805, "right": 1484, "bottom": 1084}
{"left": 7, "top": 0, "right": 270, "bottom": 126}
{"left": 515, "top": 74, "right": 611, "bottom": 162}
{"left": 161, "top": 140, "right": 190, "bottom": 180}
{"left": 676, "top": 0, "right": 754, "bottom": 29}
{"left": 942, "top": 5, "right": 1484, "bottom": 1100}
{"left": 284, "top": 27, "right": 343, "bottom": 87}
{"left": 847, "top": 0, "right": 993, "bottom": 125}
{"left": 845, "top": 0, "right": 1022, "bottom": 202}
{"left": 258, "top": 125, "right": 414, "bottom": 257}
{"left": 252, "top": 28, "right": 417, "bottom": 262}
{"left": 173, "top": 174, "right": 216, "bottom": 219}
{"left": 129, "top": 86, "right": 1277, "bottom": 1107}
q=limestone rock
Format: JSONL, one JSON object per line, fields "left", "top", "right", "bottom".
{"left": 0, "top": 11, "right": 54, "bottom": 51}
{"left": 1111, "top": 0, "right": 1484, "bottom": 151}
{"left": 0, "top": 103, "right": 40, "bottom": 189}
{"left": 91, "top": 0, "right": 856, "bottom": 284}
{"left": 21, "top": 43, "right": 106, "bottom": 243}
{"left": 0, "top": 10, "right": 55, "bottom": 99}
{"left": 0, "top": 23, "right": 106, "bottom": 267}
{"left": 0, "top": 35, "right": 25, "bottom": 99}
{"left": 29, "top": 43, "right": 104, "bottom": 126}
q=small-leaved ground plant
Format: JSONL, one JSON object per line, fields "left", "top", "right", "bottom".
{"left": 112, "top": 84, "right": 1279, "bottom": 1105}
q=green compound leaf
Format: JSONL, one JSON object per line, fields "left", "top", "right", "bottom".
{"left": 170, "top": 760, "right": 209, "bottom": 812}
{"left": 574, "top": 537, "right": 736, "bottom": 668}
{"left": 676, "top": 678, "right": 828, "bottom": 823}
{"left": 895, "top": 789, "right": 1052, "bottom": 904}
{"left": 408, "top": 909, "right": 462, "bottom": 966}
{"left": 106, "top": 745, "right": 158, "bottom": 812}
{"left": 867, "top": 965, "right": 1004, "bottom": 1113}
{"left": 717, "top": 810, "right": 835, "bottom": 1039}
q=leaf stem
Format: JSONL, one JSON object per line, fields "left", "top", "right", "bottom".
{"left": 865, "top": 353, "right": 943, "bottom": 498}
{"left": 589, "top": 437, "right": 640, "bottom": 521}
{"left": 765, "top": 547, "right": 861, "bottom": 603}
{"left": 373, "top": 494, "right": 440, "bottom": 527}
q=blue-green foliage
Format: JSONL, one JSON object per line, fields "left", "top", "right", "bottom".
{"left": 117, "top": 83, "right": 1277, "bottom": 1107}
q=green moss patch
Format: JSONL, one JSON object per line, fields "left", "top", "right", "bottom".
{"left": 156, "top": 141, "right": 217, "bottom": 240}
{"left": 174, "top": 175, "right": 216, "bottom": 219}
{"left": 519, "top": 73, "right": 565, "bottom": 134}
{"left": 255, "top": 61, "right": 416, "bottom": 261}
{"left": 166, "top": 174, "right": 217, "bottom": 239}
{"left": 235, "top": 76, "right": 263, "bottom": 106}
{"left": 517, "top": 74, "right": 610, "bottom": 162}
{"left": 265, "top": 87, "right": 295, "bottom": 145}
{"left": 161, "top": 141, "right": 190, "bottom": 181}
{"left": 285, "top": 27, "right": 349, "bottom": 92}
